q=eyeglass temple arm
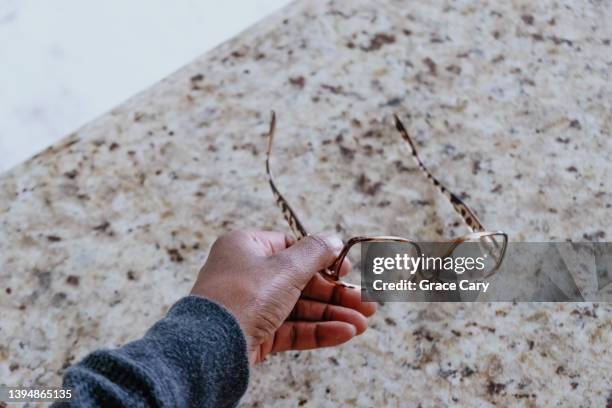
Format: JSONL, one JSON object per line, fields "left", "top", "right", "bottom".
{"left": 393, "top": 114, "right": 486, "bottom": 233}
{"left": 266, "top": 111, "right": 308, "bottom": 239}
{"left": 266, "top": 114, "right": 359, "bottom": 288}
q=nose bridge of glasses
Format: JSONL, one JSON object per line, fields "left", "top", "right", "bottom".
{"left": 419, "top": 241, "right": 455, "bottom": 259}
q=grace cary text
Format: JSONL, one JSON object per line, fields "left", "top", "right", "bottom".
{"left": 372, "top": 279, "right": 490, "bottom": 292}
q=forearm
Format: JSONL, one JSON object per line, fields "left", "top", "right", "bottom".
{"left": 54, "top": 296, "right": 249, "bottom": 408}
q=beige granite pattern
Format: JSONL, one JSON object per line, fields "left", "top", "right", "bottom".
{"left": 1, "top": 0, "right": 611, "bottom": 406}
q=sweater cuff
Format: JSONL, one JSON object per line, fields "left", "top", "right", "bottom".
{"left": 62, "top": 296, "right": 250, "bottom": 407}
{"left": 156, "top": 295, "right": 250, "bottom": 403}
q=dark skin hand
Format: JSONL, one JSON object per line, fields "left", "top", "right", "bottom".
{"left": 191, "top": 230, "right": 376, "bottom": 364}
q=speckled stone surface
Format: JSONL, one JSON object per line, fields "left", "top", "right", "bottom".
{"left": 1, "top": 0, "right": 611, "bottom": 406}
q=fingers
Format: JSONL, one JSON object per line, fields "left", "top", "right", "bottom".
{"left": 302, "top": 273, "right": 377, "bottom": 317}
{"left": 289, "top": 299, "right": 368, "bottom": 334}
{"left": 271, "top": 321, "right": 357, "bottom": 352}
{"left": 268, "top": 233, "right": 344, "bottom": 289}
{"left": 338, "top": 257, "right": 351, "bottom": 277}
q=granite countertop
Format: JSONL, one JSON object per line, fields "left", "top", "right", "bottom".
{"left": 1, "top": 0, "right": 611, "bottom": 406}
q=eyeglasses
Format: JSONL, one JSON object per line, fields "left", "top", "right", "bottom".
{"left": 265, "top": 112, "right": 507, "bottom": 288}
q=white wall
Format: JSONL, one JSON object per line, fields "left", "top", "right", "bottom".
{"left": 0, "top": 0, "right": 292, "bottom": 172}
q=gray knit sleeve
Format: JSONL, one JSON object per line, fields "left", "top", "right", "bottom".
{"left": 54, "top": 296, "right": 250, "bottom": 407}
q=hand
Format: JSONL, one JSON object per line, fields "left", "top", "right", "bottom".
{"left": 191, "top": 230, "right": 376, "bottom": 364}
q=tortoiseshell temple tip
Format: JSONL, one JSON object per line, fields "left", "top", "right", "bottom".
{"left": 269, "top": 110, "right": 276, "bottom": 130}
{"left": 266, "top": 111, "right": 276, "bottom": 157}
{"left": 393, "top": 114, "right": 406, "bottom": 132}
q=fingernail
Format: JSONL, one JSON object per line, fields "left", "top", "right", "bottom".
{"left": 321, "top": 233, "right": 344, "bottom": 253}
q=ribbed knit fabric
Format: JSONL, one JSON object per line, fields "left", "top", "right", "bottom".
{"left": 53, "top": 296, "right": 250, "bottom": 407}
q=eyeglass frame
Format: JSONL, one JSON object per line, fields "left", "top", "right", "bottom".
{"left": 264, "top": 112, "right": 507, "bottom": 287}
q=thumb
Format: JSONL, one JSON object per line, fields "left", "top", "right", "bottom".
{"left": 270, "top": 233, "right": 344, "bottom": 289}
